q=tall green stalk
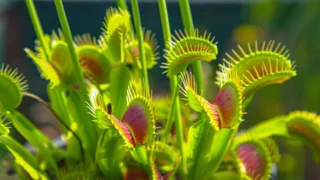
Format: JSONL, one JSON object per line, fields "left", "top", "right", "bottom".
{"left": 54, "top": 0, "right": 87, "bottom": 96}
{"left": 47, "top": 85, "right": 71, "bottom": 133}
{"left": 25, "top": 0, "right": 50, "bottom": 60}
{"left": 207, "top": 129, "right": 236, "bottom": 173}
{"left": 178, "top": 0, "right": 203, "bottom": 96}
{"left": 158, "top": 0, "right": 187, "bottom": 175}
{"left": 116, "top": 0, "right": 128, "bottom": 10}
{"left": 131, "top": 0, "right": 149, "bottom": 92}
{"left": 54, "top": 0, "right": 98, "bottom": 161}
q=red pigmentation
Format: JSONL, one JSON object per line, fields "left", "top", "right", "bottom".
{"left": 237, "top": 144, "right": 265, "bottom": 179}
{"left": 122, "top": 104, "right": 148, "bottom": 146}
{"left": 213, "top": 86, "right": 238, "bottom": 128}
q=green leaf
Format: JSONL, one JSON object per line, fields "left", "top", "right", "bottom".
{"left": 207, "top": 172, "right": 251, "bottom": 180}
{"left": 7, "top": 110, "right": 58, "bottom": 172}
{"left": 66, "top": 90, "right": 99, "bottom": 163}
{"left": 206, "top": 129, "right": 236, "bottom": 175}
{"left": 109, "top": 64, "right": 132, "bottom": 119}
{"left": 47, "top": 85, "right": 71, "bottom": 133}
{"left": 96, "top": 134, "right": 125, "bottom": 179}
{"left": 187, "top": 119, "right": 215, "bottom": 179}
{"left": 246, "top": 115, "right": 289, "bottom": 139}
{"left": 60, "top": 172, "right": 93, "bottom": 180}
{"left": 0, "top": 136, "right": 48, "bottom": 179}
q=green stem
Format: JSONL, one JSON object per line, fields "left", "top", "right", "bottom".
{"left": 54, "top": 0, "right": 88, "bottom": 96}
{"left": 207, "top": 128, "right": 236, "bottom": 174}
{"left": 25, "top": 0, "right": 50, "bottom": 60}
{"left": 134, "top": 145, "right": 148, "bottom": 165}
{"left": 178, "top": 0, "right": 203, "bottom": 96}
{"left": 47, "top": 85, "right": 71, "bottom": 133}
{"left": 54, "top": 0, "right": 98, "bottom": 161}
{"left": 191, "top": 120, "right": 214, "bottom": 179}
{"left": 161, "top": 77, "right": 181, "bottom": 141}
{"left": 170, "top": 79, "right": 184, "bottom": 171}
{"left": 116, "top": 0, "right": 128, "bottom": 10}
{"left": 131, "top": 0, "right": 149, "bottom": 92}
{"left": 158, "top": 0, "right": 171, "bottom": 47}
{"left": 23, "top": 92, "right": 85, "bottom": 161}
{"left": 158, "top": 0, "right": 187, "bottom": 175}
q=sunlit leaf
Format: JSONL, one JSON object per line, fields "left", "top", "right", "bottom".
{"left": 0, "top": 64, "right": 28, "bottom": 110}
{"left": 216, "top": 41, "right": 296, "bottom": 97}
{"left": 0, "top": 136, "right": 48, "bottom": 179}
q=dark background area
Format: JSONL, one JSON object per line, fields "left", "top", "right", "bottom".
{"left": 0, "top": 0, "right": 319, "bottom": 179}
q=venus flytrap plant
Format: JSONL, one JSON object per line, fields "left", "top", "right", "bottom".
{"left": 180, "top": 71, "right": 243, "bottom": 179}
{"left": 0, "top": 0, "right": 319, "bottom": 179}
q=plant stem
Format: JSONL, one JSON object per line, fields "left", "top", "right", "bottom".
{"left": 158, "top": 0, "right": 171, "bottom": 47}
{"left": 25, "top": 0, "right": 49, "bottom": 60}
{"left": 54, "top": 0, "right": 87, "bottom": 96}
{"left": 54, "top": 0, "right": 98, "bottom": 161}
{"left": 131, "top": 0, "right": 149, "bottom": 92}
{"left": 23, "top": 92, "right": 84, "bottom": 161}
{"left": 116, "top": 0, "right": 128, "bottom": 10}
{"left": 47, "top": 85, "right": 71, "bottom": 133}
{"left": 161, "top": 77, "right": 180, "bottom": 141}
{"left": 207, "top": 129, "right": 236, "bottom": 174}
{"left": 178, "top": 0, "right": 203, "bottom": 96}
{"left": 158, "top": 0, "right": 187, "bottom": 175}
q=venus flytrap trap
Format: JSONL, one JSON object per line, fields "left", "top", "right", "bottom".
{"left": 233, "top": 136, "right": 274, "bottom": 180}
{"left": 161, "top": 29, "right": 218, "bottom": 76}
{"left": 216, "top": 41, "right": 296, "bottom": 103}
{"left": 0, "top": 0, "right": 318, "bottom": 179}
{"left": 125, "top": 29, "right": 160, "bottom": 70}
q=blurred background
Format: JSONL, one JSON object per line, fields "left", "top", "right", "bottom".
{"left": 0, "top": 0, "right": 319, "bottom": 179}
